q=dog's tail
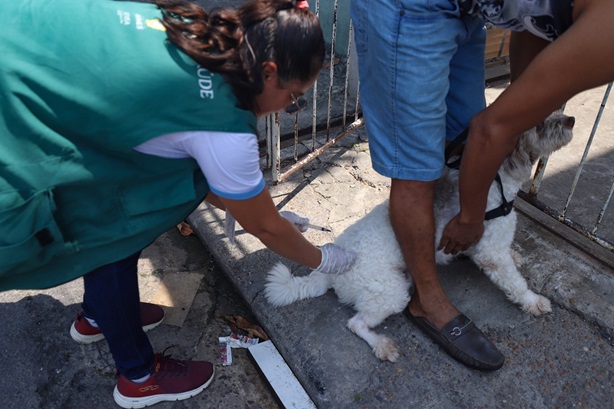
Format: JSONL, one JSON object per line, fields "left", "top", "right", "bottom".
{"left": 264, "top": 262, "right": 332, "bottom": 307}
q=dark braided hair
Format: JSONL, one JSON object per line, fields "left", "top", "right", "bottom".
{"left": 153, "top": 0, "right": 325, "bottom": 112}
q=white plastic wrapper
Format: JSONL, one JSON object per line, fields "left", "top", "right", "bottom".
{"left": 219, "top": 334, "right": 259, "bottom": 366}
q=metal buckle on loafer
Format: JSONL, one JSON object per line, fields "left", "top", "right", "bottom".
{"left": 444, "top": 317, "right": 475, "bottom": 342}
{"left": 449, "top": 321, "right": 472, "bottom": 337}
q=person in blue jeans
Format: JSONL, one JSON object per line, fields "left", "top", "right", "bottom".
{"left": 350, "top": 0, "right": 505, "bottom": 370}
{"left": 1, "top": 0, "right": 354, "bottom": 407}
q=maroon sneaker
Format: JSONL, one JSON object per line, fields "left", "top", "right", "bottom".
{"left": 113, "top": 353, "right": 215, "bottom": 408}
{"left": 70, "top": 302, "right": 165, "bottom": 344}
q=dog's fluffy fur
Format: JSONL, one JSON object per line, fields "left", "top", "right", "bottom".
{"left": 265, "top": 114, "right": 574, "bottom": 362}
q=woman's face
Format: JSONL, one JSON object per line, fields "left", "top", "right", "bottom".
{"left": 253, "top": 62, "right": 318, "bottom": 117}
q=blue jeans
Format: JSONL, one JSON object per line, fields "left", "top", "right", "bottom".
{"left": 82, "top": 251, "right": 154, "bottom": 379}
{"left": 351, "top": 0, "right": 486, "bottom": 181}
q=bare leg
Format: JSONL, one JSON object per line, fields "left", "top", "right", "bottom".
{"left": 390, "top": 179, "right": 459, "bottom": 329}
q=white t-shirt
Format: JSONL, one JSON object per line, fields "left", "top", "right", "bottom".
{"left": 134, "top": 131, "right": 265, "bottom": 200}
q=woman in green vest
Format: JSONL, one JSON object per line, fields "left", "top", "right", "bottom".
{"left": 0, "top": 0, "right": 354, "bottom": 406}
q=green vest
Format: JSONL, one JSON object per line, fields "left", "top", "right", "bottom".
{"left": 0, "top": 0, "right": 257, "bottom": 290}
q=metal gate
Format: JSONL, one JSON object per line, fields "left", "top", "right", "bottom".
{"left": 518, "top": 83, "right": 614, "bottom": 254}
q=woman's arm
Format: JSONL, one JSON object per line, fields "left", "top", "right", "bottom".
{"left": 204, "top": 192, "right": 226, "bottom": 210}
{"left": 220, "top": 188, "right": 323, "bottom": 269}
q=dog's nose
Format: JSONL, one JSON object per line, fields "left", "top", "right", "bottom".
{"left": 565, "top": 116, "right": 576, "bottom": 129}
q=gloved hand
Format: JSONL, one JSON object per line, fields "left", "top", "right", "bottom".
{"left": 316, "top": 243, "right": 357, "bottom": 274}
{"left": 279, "top": 210, "right": 310, "bottom": 233}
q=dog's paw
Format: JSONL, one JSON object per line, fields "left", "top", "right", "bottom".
{"left": 522, "top": 293, "right": 552, "bottom": 316}
{"left": 373, "top": 337, "right": 400, "bottom": 362}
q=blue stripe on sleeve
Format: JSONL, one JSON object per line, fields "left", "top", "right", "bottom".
{"left": 209, "top": 178, "right": 266, "bottom": 200}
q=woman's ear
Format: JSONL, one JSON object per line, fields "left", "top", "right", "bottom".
{"left": 262, "top": 61, "right": 279, "bottom": 82}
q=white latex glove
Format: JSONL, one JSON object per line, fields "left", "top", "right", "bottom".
{"left": 224, "top": 210, "right": 310, "bottom": 244}
{"left": 278, "top": 210, "right": 310, "bottom": 233}
{"left": 316, "top": 243, "right": 357, "bottom": 274}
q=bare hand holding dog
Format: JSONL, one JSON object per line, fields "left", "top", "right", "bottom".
{"left": 438, "top": 214, "right": 484, "bottom": 255}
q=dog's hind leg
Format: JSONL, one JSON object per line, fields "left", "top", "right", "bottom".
{"left": 347, "top": 312, "right": 400, "bottom": 362}
{"left": 472, "top": 251, "right": 552, "bottom": 315}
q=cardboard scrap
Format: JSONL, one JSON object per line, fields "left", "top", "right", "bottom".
{"left": 151, "top": 271, "right": 202, "bottom": 327}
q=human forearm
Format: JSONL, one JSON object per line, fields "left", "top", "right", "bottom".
{"left": 251, "top": 218, "right": 323, "bottom": 269}
{"left": 460, "top": 30, "right": 563, "bottom": 214}
{"left": 221, "top": 191, "right": 323, "bottom": 268}
{"left": 222, "top": 190, "right": 355, "bottom": 272}
{"left": 459, "top": 113, "right": 518, "bottom": 224}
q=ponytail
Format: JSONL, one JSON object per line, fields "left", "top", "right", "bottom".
{"left": 154, "top": 0, "right": 325, "bottom": 112}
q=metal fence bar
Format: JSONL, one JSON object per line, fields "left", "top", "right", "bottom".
{"left": 593, "top": 182, "right": 613, "bottom": 236}
{"left": 265, "top": 113, "right": 271, "bottom": 171}
{"left": 527, "top": 104, "right": 566, "bottom": 196}
{"left": 325, "top": 0, "right": 339, "bottom": 141}
{"left": 311, "top": 0, "right": 321, "bottom": 150}
{"left": 562, "top": 82, "right": 612, "bottom": 217}
{"left": 268, "top": 112, "right": 281, "bottom": 182}
{"left": 342, "top": 20, "right": 354, "bottom": 129}
{"left": 267, "top": 0, "right": 361, "bottom": 185}
{"left": 354, "top": 82, "right": 361, "bottom": 123}
{"left": 517, "top": 189, "right": 614, "bottom": 252}
{"left": 521, "top": 82, "right": 614, "bottom": 253}
{"left": 527, "top": 156, "right": 549, "bottom": 197}
{"left": 273, "top": 117, "right": 364, "bottom": 184}
{"left": 293, "top": 112, "right": 300, "bottom": 162}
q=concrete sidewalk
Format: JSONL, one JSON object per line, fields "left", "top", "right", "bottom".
{"left": 188, "top": 118, "right": 614, "bottom": 407}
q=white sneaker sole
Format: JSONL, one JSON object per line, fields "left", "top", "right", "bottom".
{"left": 69, "top": 318, "right": 164, "bottom": 344}
{"left": 112, "top": 367, "right": 215, "bottom": 408}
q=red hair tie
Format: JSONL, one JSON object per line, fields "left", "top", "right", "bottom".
{"left": 295, "top": 0, "right": 309, "bottom": 9}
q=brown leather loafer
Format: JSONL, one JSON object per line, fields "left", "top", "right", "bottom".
{"left": 407, "top": 312, "right": 505, "bottom": 371}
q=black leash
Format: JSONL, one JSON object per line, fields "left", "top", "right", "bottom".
{"left": 445, "top": 128, "right": 514, "bottom": 221}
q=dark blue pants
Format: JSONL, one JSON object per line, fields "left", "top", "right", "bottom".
{"left": 82, "top": 251, "right": 154, "bottom": 379}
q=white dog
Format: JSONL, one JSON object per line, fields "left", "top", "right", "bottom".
{"left": 264, "top": 114, "right": 574, "bottom": 362}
